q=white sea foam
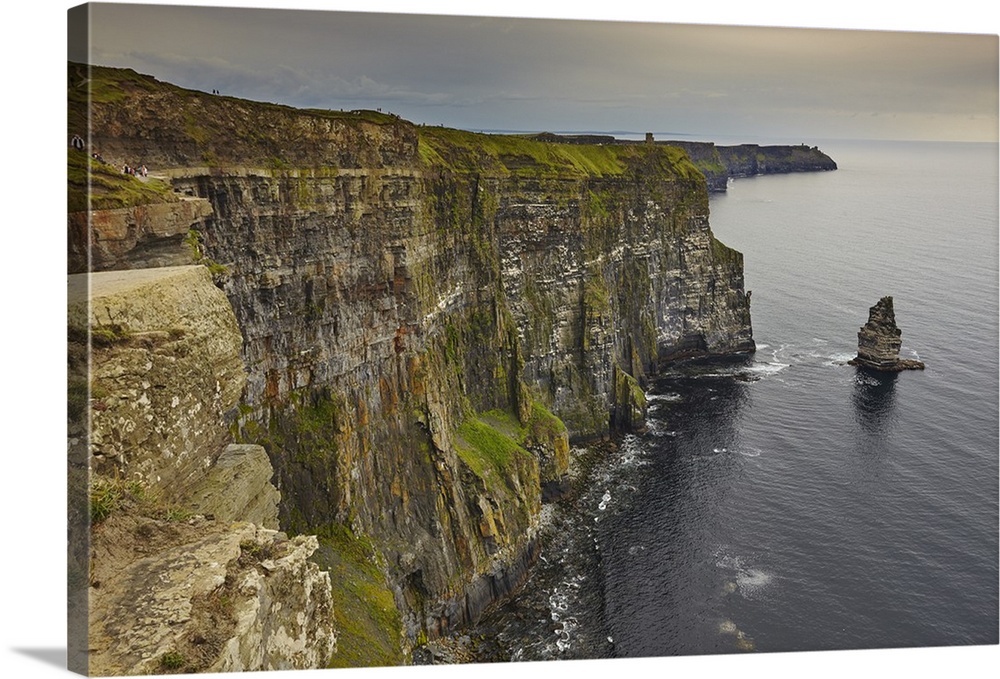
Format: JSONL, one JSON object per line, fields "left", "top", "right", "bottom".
{"left": 715, "top": 551, "right": 774, "bottom": 597}
{"left": 748, "top": 360, "right": 789, "bottom": 375}
{"left": 736, "top": 568, "right": 773, "bottom": 595}
{"left": 825, "top": 351, "right": 856, "bottom": 366}
{"left": 646, "top": 392, "right": 683, "bottom": 402}
{"left": 854, "top": 372, "right": 881, "bottom": 387}
{"left": 647, "top": 420, "right": 678, "bottom": 437}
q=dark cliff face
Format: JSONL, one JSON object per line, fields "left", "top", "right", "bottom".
{"left": 663, "top": 140, "right": 838, "bottom": 191}
{"left": 71, "top": 64, "right": 754, "bottom": 646}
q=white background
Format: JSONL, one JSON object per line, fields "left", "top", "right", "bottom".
{"left": 2, "top": 1, "right": 996, "bottom": 677}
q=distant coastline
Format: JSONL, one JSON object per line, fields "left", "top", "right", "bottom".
{"left": 526, "top": 132, "right": 838, "bottom": 191}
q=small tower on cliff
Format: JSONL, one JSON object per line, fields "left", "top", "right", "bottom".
{"left": 645, "top": 132, "right": 654, "bottom": 146}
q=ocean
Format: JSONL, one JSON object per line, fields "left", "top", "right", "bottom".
{"left": 470, "top": 139, "right": 999, "bottom": 660}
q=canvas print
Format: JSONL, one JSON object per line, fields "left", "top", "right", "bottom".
{"left": 66, "top": 2, "right": 999, "bottom": 675}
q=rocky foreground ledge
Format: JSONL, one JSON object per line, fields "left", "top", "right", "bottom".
{"left": 70, "top": 266, "right": 337, "bottom": 675}
{"left": 848, "top": 296, "right": 926, "bottom": 372}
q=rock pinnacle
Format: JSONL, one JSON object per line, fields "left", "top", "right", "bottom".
{"left": 848, "top": 296, "right": 925, "bottom": 371}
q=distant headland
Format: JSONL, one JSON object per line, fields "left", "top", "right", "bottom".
{"left": 529, "top": 132, "right": 838, "bottom": 191}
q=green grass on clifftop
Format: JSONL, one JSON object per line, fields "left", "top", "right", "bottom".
{"left": 418, "top": 127, "right": 703, "bottom": 182}
{"left": 67, "top": 149, "right": 177, "bottom": 212}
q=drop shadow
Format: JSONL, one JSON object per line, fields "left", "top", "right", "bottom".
{"left": 10, "top": 647, "right": 66, "bottom": 669}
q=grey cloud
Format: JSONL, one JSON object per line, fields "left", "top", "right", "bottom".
{"left": 84, "top": 4, "right": 998, "bottom": 141}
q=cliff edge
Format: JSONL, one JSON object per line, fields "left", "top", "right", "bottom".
{"left": 68, "top": 265, "right": 337, "bottom": 675}
{"left": 69, "top": 62, "right": 756, "bottom": 668}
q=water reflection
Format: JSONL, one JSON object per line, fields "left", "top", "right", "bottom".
{"left": 851, "top": 368, "right": 898, "bottom": 435}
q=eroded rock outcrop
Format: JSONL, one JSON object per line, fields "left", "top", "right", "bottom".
{"left": 184, "top": 444, "right": 281, "bottom": 529}
{"left": 70, "top": 266, "right": 246, "bottom": 498}
{"left": 68, "top": 197, "right": 213, "bottom": 272}
{"left": 88, "top": 521, "right": 335, "bottom": 676}
{"left": 848, "top": 296, "right": 925, "bottom": 371}
{"left": 69, "top": 264, "right": 338, "bottom": 674}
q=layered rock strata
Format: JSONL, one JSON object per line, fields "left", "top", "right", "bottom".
{"left": 69, "top": 63, "right": 756, "bottom": 659}
{"left": 67, "top": 197, "right": 213, "bottom": 272}
{"left": 848, "top": 296, "right": 926, "bottom": 371}
{"left": 68, "top": 264, "right": 337, "bottom": 674}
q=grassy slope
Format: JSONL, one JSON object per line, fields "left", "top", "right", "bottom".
{"left": 67, "top": 148, "right": 177, "bottom": 212}
{"left": 311, "top": 523, "right": 405, "bottom": 668}
{"left": 418, "top": 125, "right": 703, "bottom": 182}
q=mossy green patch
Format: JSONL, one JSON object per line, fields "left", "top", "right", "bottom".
{"left": 527, "top": 399, "right": 568, "bottom": 444}
{"left": 89, "top": 473, "right": 206, "bottom": 526}
{"left": 455, "top": 416, "right": 526, "bottom": 486}
{"left": 417, "top": 127, "right": 702, "bottom": 182}
{"left": 711, "top": 236, "right": 743, "bottom": 266}
{"left": 67, "top": 149, "right": 177, "bottom": 213}
{"left": 158, "top": 651, "right": 186, "bottom": 670}
{"left": 90, "top": 322, "right": 133, "bottom": 347}
{"left": 458, "top": 400, "right": 567, "bottom": 488}
{"left": 310, "top": 523, "right": 404, "bottom": 668}
{"left": 583, "top": 268, "right": 612, "bottom": 317}
{"left": 612, "top": 365, "right": 647, "bottom": 432}
{"left": 90, "top": 476, "right": 147, "bottom": 524}
{"left": 185, "top": 228, "right": 231, "bottom": 281}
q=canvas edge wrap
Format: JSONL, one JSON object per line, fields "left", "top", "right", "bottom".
{"left": 67, "top": 3, "right": 91, "bottom": 675}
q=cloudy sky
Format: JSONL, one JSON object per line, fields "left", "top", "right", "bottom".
{"left": 73, "top": 1, "right": 998, "bottom": 143}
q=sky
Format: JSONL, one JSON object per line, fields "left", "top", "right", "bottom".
{"left": 73, "top": 1, "right": 999, "bottom": 143}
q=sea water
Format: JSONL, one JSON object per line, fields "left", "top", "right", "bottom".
{"left": 472, "top": 139, "right": 999, "bottom": 658}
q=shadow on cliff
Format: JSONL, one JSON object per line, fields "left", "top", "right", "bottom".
{"left": 851, "top": 368, "right": 898, "bottom": 436}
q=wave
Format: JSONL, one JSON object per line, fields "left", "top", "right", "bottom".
{"left": 747, "top": 360, "right": 790, "bottom": 376}
{"left": 646, "top": 392, "right": 683, "bottom": 402}
{"left": 824, "top": 351, "right": 856, "bottom": 366}
{"left": 645, "top": 419, "right": 678, "bottom": 438}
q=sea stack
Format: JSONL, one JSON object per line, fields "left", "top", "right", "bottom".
{"left": 848, "top": 296, "right": 925, "bottom": 371}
